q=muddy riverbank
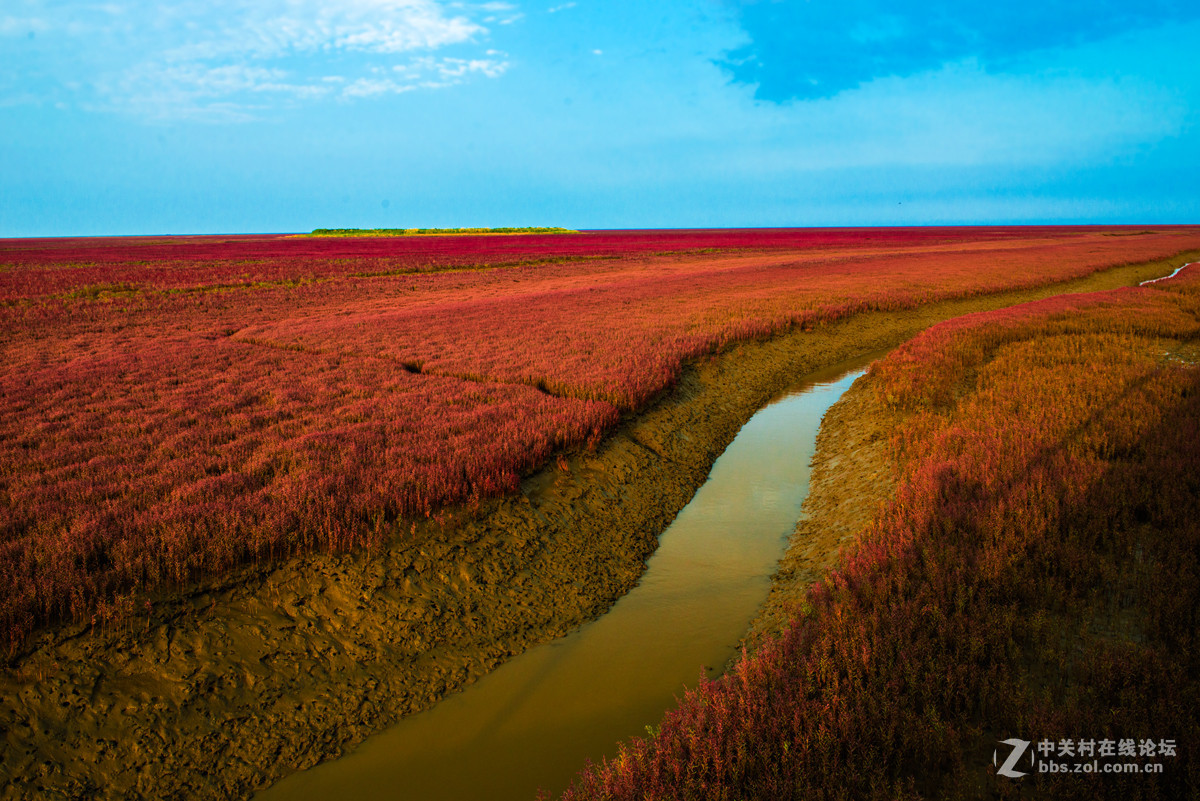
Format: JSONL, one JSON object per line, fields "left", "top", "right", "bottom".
{"left": 258, "top": 364, "right": 871, "bottom": 801}
{"left": 738, "top": 367, "right": 897, "bottom": 658}
{"left": 0, "top": 252, "right": 1194, "bottom": 801}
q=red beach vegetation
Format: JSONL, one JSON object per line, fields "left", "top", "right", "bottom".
{"left": 561, "top": 265, "right": 1200, "bottom": 799}
{"left": 2, "top": 227, "right": 1199, "bottom": 654}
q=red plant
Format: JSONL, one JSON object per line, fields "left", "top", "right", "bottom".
{"left": 560, "top": 263, "right": 1200, "bottom": 799}
{"left": 2, "top": 228, "right": 1200, "bottom": 653}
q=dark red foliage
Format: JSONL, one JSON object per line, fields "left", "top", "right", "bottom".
{"left": 3, "top": 226, "right": 1195, "bottom": 300}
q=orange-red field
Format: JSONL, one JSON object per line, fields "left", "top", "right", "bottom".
{"left": 3, "top": 226, "right": 1199, "bottom": 653}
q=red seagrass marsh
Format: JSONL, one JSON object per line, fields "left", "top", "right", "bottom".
{"left": 562, "top": 262, "right": 1200, "bottom": 801}
{"left": 3, "top": 227, "right": 1200, "bottom": 801}
{"left": 3, "top": 227, "right": 1200, "bottom": 654}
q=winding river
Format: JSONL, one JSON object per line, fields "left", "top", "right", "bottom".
{"left": 257, "top": 355, "right": 875, "bottom": 801}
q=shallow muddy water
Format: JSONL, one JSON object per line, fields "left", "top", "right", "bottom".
{"left": 1139, "top": 261, "right": 1196, "bottom": 285}
{"left": 257, "top": 359, "right": 870, "bottom": 801}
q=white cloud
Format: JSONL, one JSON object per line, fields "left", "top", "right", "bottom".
{"left": 473, "top": 2, "right": 523, "bottom": 26}
{"left": 413, "top": 55, "right": 509, "bottom": 80}
{"left": 547, "top": 2, "right": 576, "bottom": 12}
{"left": 143, "top": 0, "right": 488, "bottom": 61}
{"left": 3, "top": 0, "right": 511, "bottom": 118}
{"left": 343, "top": 54, "right": 507, "bottom": 96}
{"left": 342, "top": 76, "right": 417, "bottom": 98}
{"left": 100, "top": 62, "right": 337, "bottom": 121}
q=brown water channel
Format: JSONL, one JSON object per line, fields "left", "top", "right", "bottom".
{"left": 257, "top": 358, "right": 871, "bottom": 801}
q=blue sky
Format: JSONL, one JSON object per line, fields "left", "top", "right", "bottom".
{"left": 1, "top": 0, "right": 1197, "bottom": 235}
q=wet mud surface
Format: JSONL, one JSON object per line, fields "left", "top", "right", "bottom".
{"left": 0, "top": 253, "right": 1193, "bottom": 801}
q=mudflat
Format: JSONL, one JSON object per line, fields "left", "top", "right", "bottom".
{"left": 0, "top": 252, "right": 1194, "bottom": 801}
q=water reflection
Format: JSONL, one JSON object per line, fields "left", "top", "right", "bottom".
{"left": 258, "top": 358, "right": 872, "bottom": 801}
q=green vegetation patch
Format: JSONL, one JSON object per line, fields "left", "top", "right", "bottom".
{"left": 307, "top": 227, "right": 579, "bottom": 237}
{"left": 64, "top": 282, "right": 142, "bottom": 300}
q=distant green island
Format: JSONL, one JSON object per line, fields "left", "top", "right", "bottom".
{"left": 306, "top": 227, "right": 579, "bottom": 237}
